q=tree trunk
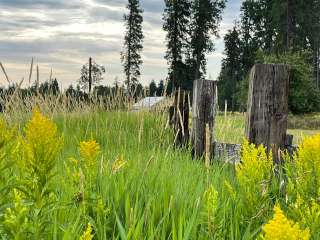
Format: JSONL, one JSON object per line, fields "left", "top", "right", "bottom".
{"left": 317, "top": 47, "right": 319, "bottom": 88}
{"left": 286, "top": 0, "right": 295, "bottom": 50}
{"left": 245, "top": 64, "right": 290, "bottom": 164}
{"left": 191, "top": 79, "right": 217, "bottom": 159}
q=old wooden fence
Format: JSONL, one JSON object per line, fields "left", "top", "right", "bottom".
{"left": 172, "top": 64, "right": 292, "bottom": 163}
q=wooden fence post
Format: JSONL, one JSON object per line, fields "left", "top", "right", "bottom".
{"left": 245, "top": 64, "right": 290, "bottom": 163}
{"left": 172, "top": 89, "right": 190, "bottom": 147}
{"left": 89, "top": 57, "right": 92, "bottom": 94}
{"left": 192, "top": 79, "right": 217, "bottom": 159}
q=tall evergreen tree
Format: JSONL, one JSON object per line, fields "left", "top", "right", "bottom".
{"left": 163, "top": 0, "right": 191, "bottom": 91}
{"left": 190, "top": 0, "right": 226, "bottom": 79}
{"left": 149, "top": 80, "right": 157, "bottom": 96}
{"left": 218, "top": 25, "right": 242, "bottom": 111}
{"left": 220, "top": 0, "right": 320, "bottom": 112}
{"left": 121, "top": 0, "right": 144, "bottom": 97}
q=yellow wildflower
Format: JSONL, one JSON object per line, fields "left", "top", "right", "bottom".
{"left": 300, "top": 133, "right": 320, "bottom": 152}
{"left": 79, "top": 140, "right": 100, "bottom": 167}
{"left": 80, "top": 223, "right": 93, "bottom": 240}
{"left": 292, "top": 134, "right": 320, "bottom": 200}
{"left": 260, "top": 204, "right": 310, "bottom": 240}
{"left": 24, "top": 109, "right": 60, "bottom": 150}
{"left": 112, "top": 155, "right": 127, "bottom": 173}
{"left": 296, "top": 134, "right": 320, "bottom": 167}
{"left": 22, "top": 109, "right": 63, "bottom": 191}
{"left": 237, "top": 140, "right": 272, "bottom": 189}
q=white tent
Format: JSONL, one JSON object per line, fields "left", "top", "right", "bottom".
{"left": 132, "top": 97, "right": 166, "bottom": 111}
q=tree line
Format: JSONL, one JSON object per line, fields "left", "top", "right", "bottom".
{"left": 1, "top": 0, "right": 319, "bottom": 114}
{"left": 219, "top": 0, "right": 320, "bottom": 114}
{"left": 77, "top": 0, "right": 226, "bottom": 98}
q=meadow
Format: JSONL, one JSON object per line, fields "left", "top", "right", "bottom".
{"left": 0, "top": 103, "right": 320, "bottom": 239}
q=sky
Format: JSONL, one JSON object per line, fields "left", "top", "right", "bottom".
{"left": 0, "top": 0, "right": 242, "bottom": 89}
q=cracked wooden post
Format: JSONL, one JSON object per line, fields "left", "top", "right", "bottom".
{"left": 245, "top": 64, "right": 290, "bottom": 164}
{"left": 192, "top": 79, "right": 217, "bottom": 159}
{"left": 172, "top": 89, "right": 190, "bottom": 147}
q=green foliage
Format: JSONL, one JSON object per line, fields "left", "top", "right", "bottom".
{"left": 190, "top": 0, "right": 226, "bottom": 79}
{"left": 284, "top": 134, "right": 320, "bottom": 239}
{"left": 263, "top": 52, "right": 320, "bottom": 114}
{"left": 0, "top": 109, "right": 320, "bottom": 239}
{"left": 78, "top": 60, "right": 106, "bottom": 93}
{"left": 219, "top": 25, "right": 242, "bottom": 111}
{"left": 163, "top": 0, "right": 226, "bottom": 91}
{"left": 163, "top": 0, "right": 193, "bottom": 91}
{"left": 121, "top": 0, "right": 144, "bottom": 93}
{"left": 219, "top": 0, "right": 320, "bottom": 114}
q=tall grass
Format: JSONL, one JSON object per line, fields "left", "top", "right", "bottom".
{"left": 0, "top": 64, "right": 319, "bottom": 239}
{"left": 0, "top": 103, "right": 319, "bottom": 239}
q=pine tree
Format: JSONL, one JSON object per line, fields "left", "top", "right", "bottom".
{"left": 190, "top": 0, "right": 226, "bottom": 80}
{"left": 149, "top": 80, "right": 157, "bottom": 96}
{"left": 218, "top": 25, "right": 242, "bottom": 111}
{"left": 163, "top": 0, "right": 191, "bottom": 91}
{"left": 222, "top": 0, "right": 320, "bottom": 112}
{"left": 121, "top": 0, "right": 144, "bottom": 97}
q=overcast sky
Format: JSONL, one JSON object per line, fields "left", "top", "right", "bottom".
{"left": 0, "top": 0, "right": 242, "bottom": 89}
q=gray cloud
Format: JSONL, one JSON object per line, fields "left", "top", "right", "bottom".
{"left": 0, "top": 0, "right": 243, "bottom": 87}
{"left": 0, "top": 0, "right": 83, "bottom": 9}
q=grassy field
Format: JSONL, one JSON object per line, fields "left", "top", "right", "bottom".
{"left": 215, "top": 113, "right": 320, "bottom": 145}
{"left": 0, "top": 109, "right": 319, "bottom": 239}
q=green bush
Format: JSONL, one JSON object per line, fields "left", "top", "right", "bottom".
{"left": 263, "top": 51, "right": 320, "bottom": 114}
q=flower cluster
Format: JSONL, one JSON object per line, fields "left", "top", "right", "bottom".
{"left": 80, "top": 223, "right": 94, "bottom": 240}
{"left": 22, "top": 109, "right": 63, "bottom": 198}
{"left": 237, "top": 140, "right": 272, "bottom": 186}
{"left": 79, "top": 140, "right": 101, "bottom": 168}
{"left": 295, "top": 134, "right": 320, "bottom": 171}
{"left": 23, "top": 109, "right": 63, "bottom": 173}
{"left": 260, "top": 204, "right": 310, "bottom": 240}
{"left": 237, "top": 141, "right": 273, "bottom": 220}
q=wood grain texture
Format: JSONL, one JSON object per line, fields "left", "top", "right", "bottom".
{"left": 192, "top": 79, "right": 217, "bottom": 159}
{"left": 245, "top": 64, "right": 290, "bottom": 163}
{"left": 173, "top": 90, "right": 190, "bottom": 147}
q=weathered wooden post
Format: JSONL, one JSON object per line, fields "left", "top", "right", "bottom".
{"left": 192, "top": 79, "right": 217, "bottom": 159}
{"left": 171, "top": 89, "right": 190, "bottom": 147}
{"left": 245, "top": 64, "right": 290, "bottom": 163}
{"left": 88, "top": 57, "right": 92, "bottom": 94}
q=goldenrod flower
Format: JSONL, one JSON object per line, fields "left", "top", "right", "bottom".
{"left": 80, "top": 223, "right": 93, "bottom": 240}
{"left": 297, "top": 134, "right": 320, "bottom": 166}
{"left": 291, "top": 134, "right": 320, "bottom": 201}
{"left": 300, "top": 134, "right": 320, "bottom": 152}
{"left": 24, "top": 109, "right": 59, "bottom": 150}
{"left": 22, "top": 109, "right": 63, "bottom": 192}
{"left": 112, "top": 155, "right": 127, "bottom": 173}
{"left": 261, "top": 204, "right": 310, "bottom": 240}
{"left": 237, "top": 140, "right": 272, "bottom": 190}
{"left": 79, "top": 140, "right": 100, "bottom": 167}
